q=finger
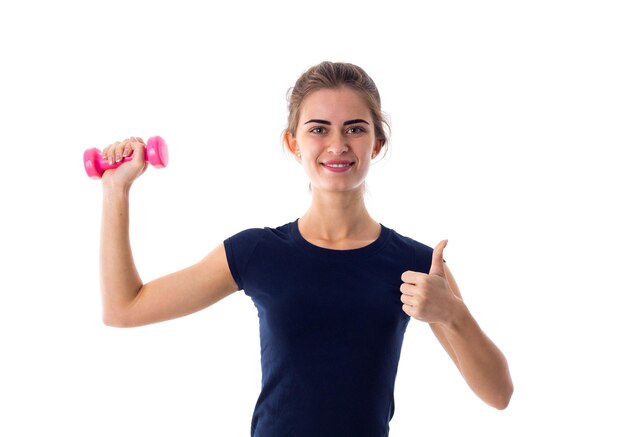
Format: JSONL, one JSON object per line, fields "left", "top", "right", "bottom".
{"left": 102, "top": 143, "right": 117, "bottom": 163}
{"left": 401, "top": 270, "right": 427, "bottom": 284}
{"left": 108, "top": 141, "right": 121, "bottom": 164}
{"left": 117, "top": 139, "right": 128, "bottom": 161}
{"left": 402, "top": 304, "right": 417, "bottom": 319}
{"left": 129, "top": 139, "right": 145, "bottom": 162}
{"left": 429, "top": 239, "right": 448, "bottom": 277}
{"left": 115, "top": 140, "right": 131, "bottom": 163}
{"left": 101, "top": 144, "right": 111, "bottom": 160}
{"left": 400, "top": 282, "right": 416, "bottom": 296}
{"left": 122, "top": 140, "right": 133, "bottom": 158}
{"left": 401, "top": 271, "right": 414, "bottom": 284}
{"left": 400, "top": 293, "right": 418, "bottom": 306}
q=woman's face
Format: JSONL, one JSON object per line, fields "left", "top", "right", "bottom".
{"left": 287, "top": 87, "right": 382, "bottom": 194}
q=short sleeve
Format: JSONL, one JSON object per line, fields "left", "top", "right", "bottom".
{"left": 224, "top": 228, "right": 265, "bottom": 290}
{"left": 409, "top": 239, "right": 436, "bottom": 274}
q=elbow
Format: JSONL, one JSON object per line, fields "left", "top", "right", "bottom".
{"left": 102, "top": 314, "right": 126, "bottom": 328}
{"left": 491, "top": 382, "right": 514, "bottom": 410}
{"left": 493, "top": 397, "right": 511, "bottom": 411}
{"left": 102, "top": 309, "right": 135, "bottom": 328}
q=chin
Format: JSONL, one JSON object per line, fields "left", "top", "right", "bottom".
{"left": 312, "top": 181, "right": 366, "bottom": 194}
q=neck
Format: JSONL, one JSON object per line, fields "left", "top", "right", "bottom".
{"left": 299, "top": 186, "right": 379, "bottom": 243}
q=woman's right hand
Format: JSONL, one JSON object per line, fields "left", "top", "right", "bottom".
{"left": 100, "top": 137, "right": 148, "bottom": 189}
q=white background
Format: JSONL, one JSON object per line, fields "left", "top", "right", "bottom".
{"left": 1, "top": 0, "right": 624, "bottom": 435}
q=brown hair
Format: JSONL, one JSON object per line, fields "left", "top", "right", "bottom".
{"left": 285, "top": 61, "right": 390, "bottom": 152}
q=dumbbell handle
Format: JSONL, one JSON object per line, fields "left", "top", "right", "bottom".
{"left": 84, "top": 136, "right": 168, "bottom": 179}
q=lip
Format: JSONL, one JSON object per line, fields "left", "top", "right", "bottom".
{"left": 320, "top": 160, "right": 355, "bottom": 173}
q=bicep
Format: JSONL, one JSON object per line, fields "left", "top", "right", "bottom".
{"left": 122, "top": 243, "right": 239, "bottom": 327}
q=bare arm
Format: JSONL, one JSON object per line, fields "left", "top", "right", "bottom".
{"left": 99, "top": 137, "right": 239, "bottom": 327}
{"left": 400, "top": 240, "right": 513, "bottom": 410}
{"left": 429, "top": 263, "right": 513, "bottom": 410}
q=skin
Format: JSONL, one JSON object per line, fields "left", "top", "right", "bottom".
{"left": 285, "top": 88, "right": 513, "bottom": 409}
{"left": 99, "top": 138, "right": 239, "bottom": 328}
{"left": 284, "top": 87, "right": 384, "bottom": 248}
{"left": 99, "top": 86, "right": 513, "bottom": 410}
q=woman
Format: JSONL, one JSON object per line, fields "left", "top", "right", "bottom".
{"left": 98, "top": 61, "right": 513, "bottom": 436}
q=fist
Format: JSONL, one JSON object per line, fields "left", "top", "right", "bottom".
{"left": 400, "top": 239, "right": 460, "bottom": 324}
{"left": 101, "top": 137, "right": 148, "bottom": 186}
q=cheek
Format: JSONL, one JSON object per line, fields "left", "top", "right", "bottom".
{"left": 358, "top": 160, "right": 372, "bottom": 176}
{"left": 357, "top": 147, "right": 375, "bottom": 166}
{"left": 299, "top": 152, "right": 319, "bottom": 175}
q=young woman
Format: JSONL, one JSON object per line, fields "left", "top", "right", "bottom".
{"left": 98, "top": 61, "right": 513, "bottom": 436}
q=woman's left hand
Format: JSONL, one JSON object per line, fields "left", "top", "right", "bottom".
{"left": 400, "top": 240, "right": 462, "bottom": 325}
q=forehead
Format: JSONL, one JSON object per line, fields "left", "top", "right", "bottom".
{"left": 300, "top": 87, "right": 371, "bottom": 122}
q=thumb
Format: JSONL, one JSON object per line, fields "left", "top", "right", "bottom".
{"left": 429, "top": 239, "right": 448, "bottom": 277}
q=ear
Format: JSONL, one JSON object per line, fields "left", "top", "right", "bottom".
{"left": 371, "top": 139, "right": 384, "bottom": 159}
{"left": 284, "top": 130, "right": 301, "bottom": 159}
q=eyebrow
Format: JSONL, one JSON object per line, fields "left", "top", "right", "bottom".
{"left": 303, "top": 118, "right": 370, "bottom": 126}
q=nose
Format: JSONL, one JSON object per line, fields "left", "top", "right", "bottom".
{"left": 326, "top": 131, "right": 349, "bottom": 155}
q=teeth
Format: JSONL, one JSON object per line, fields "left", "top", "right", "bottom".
{"left": 325, "top": 163, "right": 351, "bottom": 168}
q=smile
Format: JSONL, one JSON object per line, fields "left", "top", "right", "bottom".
{"left": 321, "top": 161, "right": 355, "bottom": 172}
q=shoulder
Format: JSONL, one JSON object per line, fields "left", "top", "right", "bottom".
{"left": 223, "top": 221, "right": 295, "bottom": 289}
{"left": 224, "top": 221, "right": 294, "bottom": 253}
{"left": 384, "top": 225, "right": 433, "bottom": 255}
{"left": 226, "top": 227, "right": 270, "bottom": 243}
{"left": 228, "top": 221, "right": 292, "bottom": 241}
{"left": 382, "top": 225, "right": 435, "bottom": 272}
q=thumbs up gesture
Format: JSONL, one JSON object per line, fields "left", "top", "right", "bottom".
{"left": 400, "top": 240, "right": 461, "bottom": 325}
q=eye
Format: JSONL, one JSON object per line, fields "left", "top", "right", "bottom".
{"left": 346, "top": 126, "right": 366, "bottom": 134}
{"left": 309, "top": 126, "right": 327, "bottom": 134}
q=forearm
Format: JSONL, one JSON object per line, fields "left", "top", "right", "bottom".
{"left": 441, "top": 303, "right": 513, "bottom": 409}
{"left": 100, "top": 185, "right": 143, "bottom": 324}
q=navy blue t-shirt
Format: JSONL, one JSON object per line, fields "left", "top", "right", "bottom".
{"left": 224, "top": 220, "right": 434, "bottom": 437}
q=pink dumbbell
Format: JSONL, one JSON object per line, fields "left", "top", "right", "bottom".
{"left": 83, "top": 136, "right": 169, "bottom": 179}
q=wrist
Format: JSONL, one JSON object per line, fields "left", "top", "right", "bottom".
{"left": 444, "top": 297, "right": 472, "bottom": 333}
{"left": 102, "top": 179, "right": 132, "bottom": 198}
